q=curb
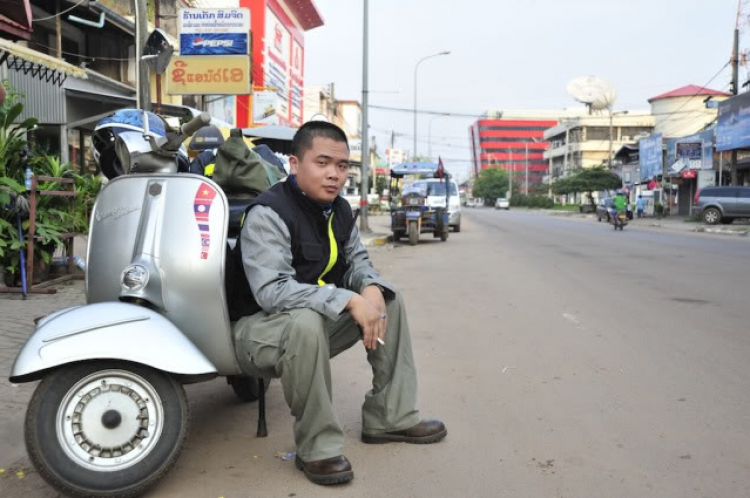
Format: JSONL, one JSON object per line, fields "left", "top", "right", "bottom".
{"left": 364, "top": 234, "right": 392, "bottom": 246}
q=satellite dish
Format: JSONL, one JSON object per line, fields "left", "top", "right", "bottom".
{"left": 567, "top": 76, "right": 618, "bottom": 112}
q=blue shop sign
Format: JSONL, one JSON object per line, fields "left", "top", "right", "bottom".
{"left": 716, "top": 92, "right": 750, "bottom": 151}
{"left": 639, "top": 133, "right": 663, "bottom": 180}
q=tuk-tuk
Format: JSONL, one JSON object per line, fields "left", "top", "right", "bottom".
{"left": 389, "top": 162, "right": 450, "bottom": 245}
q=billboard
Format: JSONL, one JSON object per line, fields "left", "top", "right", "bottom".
{"left": 716, "top": 91, "right": 750, "bottom": 151}
{"left": 167, "top": 56, "right": 251, "bottom": 95}
{"left": 179, "top": 9, "right": 250, "bottom": 56}
{"left": 666, "top": 129, "right": 714, "bottom": 171}
{"left": 639, "top": 133, "right": 663, "bottom": 180}
{"left": 252, "top": 90, "right": 279, "bottom": 125}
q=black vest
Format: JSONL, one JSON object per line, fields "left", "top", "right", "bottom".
{"left": 226, "top": 180, "right": 355, "bottom": 321}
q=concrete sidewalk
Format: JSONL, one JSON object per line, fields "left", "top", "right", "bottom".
{"left": 539, "top": 209, "right": 750, "bottom": 237}
{"left": 358, "top": 213, "right": 392, "bottom": 246}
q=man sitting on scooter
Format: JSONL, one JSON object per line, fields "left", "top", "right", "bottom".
{"left": 612, "top": 190, "right": 628, "bottom": 223}
{"left": 230, "top": 121, "right": 447, "bottom": 485}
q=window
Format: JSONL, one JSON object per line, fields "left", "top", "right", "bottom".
{"left": 705, "top": 187, "right": 736, "bottom": 198}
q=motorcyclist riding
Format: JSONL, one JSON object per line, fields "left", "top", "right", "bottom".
{"left": 612, "top": 190, "right": 628, "bottom": 228}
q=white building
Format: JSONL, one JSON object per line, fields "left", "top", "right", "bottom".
{"left": 648, "top": 85, "right": 730, "bottom": 138}
{"left": 543, "top": 111, "right": 656, "bottom": 178}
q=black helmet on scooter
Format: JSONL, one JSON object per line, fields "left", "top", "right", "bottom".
{"left": 93, "top": 109, "right": 190, "bottom": 179}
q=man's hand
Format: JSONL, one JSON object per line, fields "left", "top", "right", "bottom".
{"left": 346, "top": 292, "right": 385, "bottom": 350}
{"left": 361, "top": 285, "right": 386, "bottom": 314}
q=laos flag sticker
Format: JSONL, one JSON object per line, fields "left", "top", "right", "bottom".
{"left": 193, "top": 183, "right": 217, "bottom": 259}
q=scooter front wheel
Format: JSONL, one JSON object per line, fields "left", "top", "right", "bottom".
{"left": 25, "top": 361, "right": 189, "bottom": 498}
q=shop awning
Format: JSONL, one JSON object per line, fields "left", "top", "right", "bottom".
{"left": 0, "top": 38, "right": 87, "bottom": 85}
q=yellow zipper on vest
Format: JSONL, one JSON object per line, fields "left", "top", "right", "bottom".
{"left": 317, "top": 213, "right": 338, "bottom": 286}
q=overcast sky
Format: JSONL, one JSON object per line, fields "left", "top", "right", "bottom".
{"left": 304, "top": 0, "right": 739, "bottom": 182}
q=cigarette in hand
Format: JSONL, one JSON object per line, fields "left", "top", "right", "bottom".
{"left": 377, "top": 338, "right": 385, "bottom": 346}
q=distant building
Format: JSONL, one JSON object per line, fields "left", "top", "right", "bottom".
{"left": 470, "top": 109, "right": 590, "bottom": 188}
{"left": 543, "top": 112, "right": 655, "bottom": 180}
{"left": 385, "top": 149, "right": 407, "bottom": 168}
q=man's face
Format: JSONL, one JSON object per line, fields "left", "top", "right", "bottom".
{"left": 290, "top": 137, "right": 350, "bottom": 204}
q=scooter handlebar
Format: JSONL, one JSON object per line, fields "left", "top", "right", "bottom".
{"left": 181, "top": 112, "right": 211, "bottom": 137}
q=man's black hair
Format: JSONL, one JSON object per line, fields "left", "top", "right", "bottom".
{"left": 291, "top": 121, "right": 349, "bottom": 158}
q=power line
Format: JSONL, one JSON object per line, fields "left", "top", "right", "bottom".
{"left": 33, "top": 0, "right": 87, "bottom": 22}
{"left": 369, "top": 104, "right": 484, "bottom": 119}
{"left": 27, "top": 40, "right": 131, "bottom": 61}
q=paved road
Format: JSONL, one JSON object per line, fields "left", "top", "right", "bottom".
{"left": 2, "top": 209, "right": 750, "bottom": 497}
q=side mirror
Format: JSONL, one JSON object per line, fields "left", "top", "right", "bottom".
{"left": 143, "top": 29, "right": 174, "bottom": 75}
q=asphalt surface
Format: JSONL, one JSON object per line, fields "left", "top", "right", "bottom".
{"left": 2, "top": 208, "right": 750, "bottom": 497}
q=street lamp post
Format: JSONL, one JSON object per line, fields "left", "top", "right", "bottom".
{"left": 413, "top": 50, "right": 450, "bottom": 160}
{"left": 428, "top": 113, "right": 448, "bottom": 161}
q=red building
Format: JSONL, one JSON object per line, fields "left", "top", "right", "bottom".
{"left": 470, "top": 113, "right": 558, "bottom": 190}
{"left": 236, "top": 0, "right": 324, "bottom": 128}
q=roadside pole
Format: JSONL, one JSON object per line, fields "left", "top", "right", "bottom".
{"left": 360, "top": 0, "right": 370, "bottom": 232}
{"left": 134, "top": 0, "right": 150, "bottom": 111}
{"left": 731, "top": 27, "right": 739, "bottom": 185}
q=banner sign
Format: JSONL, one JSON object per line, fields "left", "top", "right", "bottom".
{"left": 179, "top": 9, "right": 250, "bottom": 56}
{"left": 639, "top": 133, "right": 663, "bottom": 180}
{"left": 716, "top": 91, "right": 750, "bottom": 151}
{"left": 252, "top": 90, "right": 279, "bottom": 125}
{"left": 167, "top": 55, "right": 251, "bottom": 95}
{"left": 698, "top": 169, "right": 716, "bottom": 189}
{"left": 264, "top": 7, "right": 291, "bottom": 120}
{"left": 666, "top": 129, "right": 714, "bottom": 171}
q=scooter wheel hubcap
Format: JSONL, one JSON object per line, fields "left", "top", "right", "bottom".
{"left": 57, "top": 370, "right": 164, "bottom": 471}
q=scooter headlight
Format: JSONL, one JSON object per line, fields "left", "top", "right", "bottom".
{"left": 121, "top": 264, "right": 149, "bottom": 291}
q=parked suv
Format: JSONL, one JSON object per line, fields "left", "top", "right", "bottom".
{"left": 694, "top": 186, "right": 750, "bottom": 224}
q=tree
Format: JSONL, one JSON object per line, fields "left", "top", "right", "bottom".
{"left": 553, "top": 167, "right": 621, "bottom": 209}
{"left": 472, "top": 167, "right": 510, "bottom": 202}
{"left": 375, "top": 175, "right": 387, "bottom": 196}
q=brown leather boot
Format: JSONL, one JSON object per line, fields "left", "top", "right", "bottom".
{"left": 361, "top": 419, "right": 447, "bottom": 444}
{"left": 294, "top": 455, "right": 354, "bottom": 485}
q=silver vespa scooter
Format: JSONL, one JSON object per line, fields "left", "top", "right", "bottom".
{"left": 9, "top": 108, "right": 270, "bottom": 497}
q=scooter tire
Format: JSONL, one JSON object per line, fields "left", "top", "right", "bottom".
{"left": 228, "top": 375, "right": 271, "bottom": 402}
{"left": 25, "top": 361, "right": 189, "bottom": 498}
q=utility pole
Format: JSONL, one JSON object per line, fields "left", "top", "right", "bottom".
{"left": 731, "top": 26, "right": 740, "bottom": 185}
{"left": 359, "top": 0, "right": 370, "bottom": 232}
{"left": 55, "top": 0, "right": 62, "bottom": 58}
{"left": 608, "top": 106, "right": 614, "bottom": 168}
{"left": 134, "top": 0, "right": 150, "bottom": 111}
{"left": 525, "top": 142, "right": 529, "bottom": 196}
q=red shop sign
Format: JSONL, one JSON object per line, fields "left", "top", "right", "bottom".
{"left": 681, "top": 170, "right": 697, "bottom": 179}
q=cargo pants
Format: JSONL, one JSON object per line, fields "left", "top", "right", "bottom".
{"left": 232, "top": 291, "right": 421, "bottom": 462}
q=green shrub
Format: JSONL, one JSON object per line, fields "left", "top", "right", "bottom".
{"left": 510, "top": 195, "right": 554, "bottom": 209}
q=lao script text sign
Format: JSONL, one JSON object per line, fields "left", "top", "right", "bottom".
{"left": 167, "top": 55, "right": 251, "bottom": 95}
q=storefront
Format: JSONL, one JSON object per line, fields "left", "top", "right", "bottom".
{"left": 665, "top": 129, "right": 716, "bottom": 215}
{"left": 235, "top": 0, "right": 323, "bottom": 128}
